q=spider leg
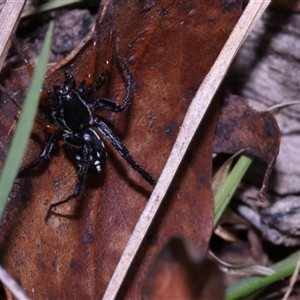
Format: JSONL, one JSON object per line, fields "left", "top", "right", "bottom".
{"left": 91, "top": 54, "right": 133, "bottom": 112}
{"left": 18, "top": 133, "right": 57, "bottom": 176}
{"left": 64, "top": 68, "right": 76, "bottom": 88}
{"left": 85, "top": 2, "right": 114, "bottom": 89}
{"left": 45, "top": 144, "right": 90, "bottom": 221}
{"left": 11, "top": 34, "right": 34, "bottom": 77}
{"left": 12, "top": 34, "right": 52, "bottom": 102}
{"left": 0, "top": 84, "right": 22, "bottom": 137}
{"left": 93, "top": 119, "right": 156, "bottom": 185}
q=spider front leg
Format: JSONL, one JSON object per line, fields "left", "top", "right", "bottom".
{"left": 91, "top": 54, "right": 133, "bottom": 113}
{"left": 18, "top": 133, "right": 57, "bottom": 176}
{"left": 93, "top": 119, "right": 156, "bottom": 185}
{"left": 83, "top": 5, "right": 114, "bottom": 92}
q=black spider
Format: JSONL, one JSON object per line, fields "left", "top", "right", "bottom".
{"left": 18, "top": 44, "right": 155, "bottom": 220}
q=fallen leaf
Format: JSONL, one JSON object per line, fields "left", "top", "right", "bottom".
{"left": 143, "top": 237, "right": 224, "bottom": 300}
{"left": 214, "top": 94, "right": 281, "bottom": 200}
{"left": 0, "top": 1, "right": 242, "bottom": 298}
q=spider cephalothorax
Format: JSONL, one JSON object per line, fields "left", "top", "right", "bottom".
{"left": 18, "top": 15, "right": 155, "bottom": 220}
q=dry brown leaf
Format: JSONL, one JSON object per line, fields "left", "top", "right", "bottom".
{"left": 143, "top": 237, "right": 224, "bottom": 300}
{"left": 0, "top": 1, "right": 243, "bottom": 298}
{"left": 214, "top": 94, "right": 281, "bottom": 200}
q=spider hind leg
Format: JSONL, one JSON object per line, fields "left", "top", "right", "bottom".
{"left": 46, "top": 128, "right": 107, "bottom": 221}
{"left": 18, "top": 133, "right": 57, "bottom": 176}
{"left": 94, "top": 119, "right": 156, "bottom": 185}
{"left": 45, "top": 158, "right": 88, "bottom": 221}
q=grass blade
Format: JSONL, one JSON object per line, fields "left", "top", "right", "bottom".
{"left": 214, "top": 155, "right": 253, "bottom": 226}
{"left": 226, "top": 252, "right": 299, "bottom": 300}
{"left": 22, "top": 0, "right": 83, "bottom": 18}
{"left": 214, "top": 154, "right": 299, "bottom": 300}
{"left": 0, "top": 23, "right": 53, "bottom": 218}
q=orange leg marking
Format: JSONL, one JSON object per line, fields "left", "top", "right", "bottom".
{"left": 86, "top": 3, "right": 114, "bottom": 87}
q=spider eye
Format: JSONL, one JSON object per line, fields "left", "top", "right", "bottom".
{"left": 54, "top": 86, "right": 61, "bottom": 93}
{"left": 83, "top": 133, "right": 91, "bottom": 142}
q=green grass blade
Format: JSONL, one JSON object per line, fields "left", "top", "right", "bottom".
{"left": 0, "top": 23, "right": 53, "bottom": 217}
{"left": 226, "top": 252, "right": 299, "bottom": 300}
{"left": 214, "top": 153, "right": 299, "bottom": 300}
{"left": 22, "top": 0, "right": 84, "bottom": 18}
{"left": 214, "top": 155, "right": 253, "bottom": 226}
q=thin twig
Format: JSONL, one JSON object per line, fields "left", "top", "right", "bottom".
{"left": 282, "top": 251, "right": 300, "bottom": 300}
{"left": 0, "top": 265, "right": 31, "bottom": 300}
{"left": 0, "top": 0, "right": 26, "bottom": 71}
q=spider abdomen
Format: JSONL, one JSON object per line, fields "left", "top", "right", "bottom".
{"left": 64, "top": 128, "right": 107, "bottom": 173}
